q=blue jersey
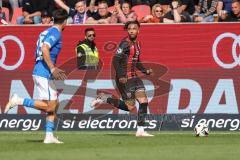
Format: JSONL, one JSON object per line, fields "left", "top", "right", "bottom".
{"left": 32, "top": 26, "right": 62, "bottom": 79}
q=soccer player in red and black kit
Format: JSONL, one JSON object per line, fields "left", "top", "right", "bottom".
{"left": 92, "top": 21, "right": 154, "bottom": 137}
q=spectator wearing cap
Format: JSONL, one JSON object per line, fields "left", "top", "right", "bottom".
{"left": 111, "top": 0, "right": 137, "bottom": 23}
{"left": 141, "top": 3, "right": 164, "bottom": 23}
{"left": 17, "top": 0, "right": 42, "bottom": 24}
{"left": 41, "top": 10, "right": 52, "bottom": 25}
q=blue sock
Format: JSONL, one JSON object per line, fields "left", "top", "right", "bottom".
{"left": 23, "top": 98, "right": 35, "bottom": 108}
{"left": 46, "top": 121, "right": 55, "bottom": 133}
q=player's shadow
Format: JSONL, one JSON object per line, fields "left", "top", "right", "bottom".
{"left": 26, "top": 139, "right": 43, "bottom": 143}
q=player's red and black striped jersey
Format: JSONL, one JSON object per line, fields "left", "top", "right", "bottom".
{"left": 113, "top": 37, "right": 146, "bottom": 78}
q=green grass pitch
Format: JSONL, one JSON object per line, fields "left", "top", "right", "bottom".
{"left": 0, "top": 131, "right": 240, "bottom": 160}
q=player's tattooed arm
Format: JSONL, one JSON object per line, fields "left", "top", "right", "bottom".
{"left": 42, "top": 44, "right": 66, "bottom": 80}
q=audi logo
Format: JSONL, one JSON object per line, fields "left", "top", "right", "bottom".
{"left": 212, "top": 32, "right": 240, "bottom": 69}
{"left": 0, "top": 35, "right": 25, "bottom": 70}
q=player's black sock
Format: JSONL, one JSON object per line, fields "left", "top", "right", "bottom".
{"left": 106, "top": 97, "right": 129, "bottom": 111}
{"left": 137, "top": 102, "right": 148, "bottom": 126}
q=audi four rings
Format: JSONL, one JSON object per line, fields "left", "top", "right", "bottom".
{"left": 0, "top": 35, "right": 25, "bottom": 70}
{"left": 212, "top": 32, "right": 240, "bottom": 69}
{"left": 0, "top": 33, "right": 238, "bottom": 70}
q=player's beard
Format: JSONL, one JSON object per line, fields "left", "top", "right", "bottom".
{"left": 129, "top": 34, "right": 137, "bottom": 41}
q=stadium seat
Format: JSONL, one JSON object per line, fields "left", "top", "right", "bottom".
{"left": 11, "top": 7, "right": 22, "bottom": 24}
{"left": 2, "top": 7, "right": 9, "bottom": 22}
{"left": 108, "top": 6, "right": 116, "bottom": 13}
{"left": 132, "top": 5, "right": 151, "bottom": 21}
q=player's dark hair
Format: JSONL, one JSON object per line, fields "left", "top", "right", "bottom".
{"left": 85, "top": 28, "right": 95, "bottom": 35}
{"left": 124, "top": 21, "right": 140, "bottom": 30}
{"left": 53, "top": 9, "right": 68, "bottom": 24}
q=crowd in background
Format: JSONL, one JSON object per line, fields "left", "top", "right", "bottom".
{"left": 0, "top": 0, "right": 240, "bottom": 25}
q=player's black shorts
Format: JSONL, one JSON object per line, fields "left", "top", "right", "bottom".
{"left": 115, "top": 76, "right": 145, "bottom": 101}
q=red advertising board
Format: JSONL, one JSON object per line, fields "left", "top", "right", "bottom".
{"left": 0, "top": 24, "right": 240, "bottom": 114}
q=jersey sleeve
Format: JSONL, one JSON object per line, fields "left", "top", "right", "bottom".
{"left": 113, "top": 40, "right": 129, "bottom": 78}
{"left": 43, "top": 29, "right": 61, "bottom": 48}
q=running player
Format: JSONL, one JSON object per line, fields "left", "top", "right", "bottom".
{"left": 4, "top": 9, "right": 68, "bottom": 144}
{"left": 92, "top": 21, "right": 154, "bottom": 137}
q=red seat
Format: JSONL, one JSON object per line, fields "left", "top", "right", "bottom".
{"left": 132, "top": 5, "right": 151, "bottom": 21}
{"left": 11, "top": 7, "right": 23, "bottom": 24}
{"left": 2, "top": 7, "right": 9, "bottom": 22}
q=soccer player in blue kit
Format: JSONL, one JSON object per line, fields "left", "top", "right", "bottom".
{"left": 4, "top": 9, "right": 68, "bottom": 144}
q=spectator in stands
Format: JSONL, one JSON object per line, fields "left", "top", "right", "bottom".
{"left": 0, "top": 6, "right": 6, "bottom": 20}
{"left": 162, "top": 0, "right": 191, "bottom": 22}
{"left": 41, "top": 10, "right": 52, "bottom": 25}
{"left": 17, "top": 0, "right": 42, "bottom": 24}
{"left": 72, "top": 0, "right": 88, "bottom": 24}
{"left": 217, "top": 0, "right": 233, "bottom": 15}
{"left": 159, "top": 0, "right": 172, "bottom": 15}
{"left": 178, "top": 0, "right": 195, "bottom": 15}
{"left": 1, "top": 0, "right": 22, "bottom": 10}
{"left": 0, "top": 6, "right": 8, "bottom": 24}
{"left": 220, "top": 0, "right": 240, "bottom": 21}
{"left": 111, "top": 0, "right": 137, "bottom": 23}
{"left": 55, "top": 0, "right": 90, "bottom": 24}
{"left": 86, "top": 0, "right": 113, "bottom": 24}
{"left": 141, "top": 3, "right": 163, "bottom": 23}
{"left": 194, "top": 0, "right": 218, "bottom": 22}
